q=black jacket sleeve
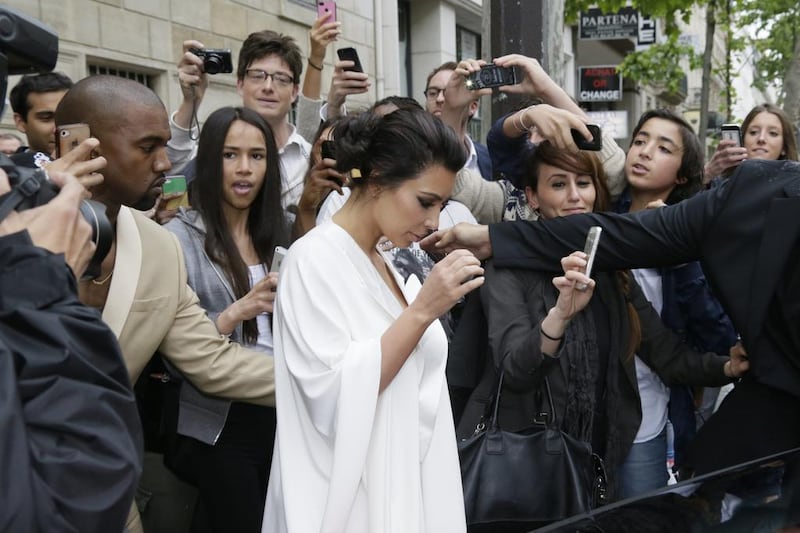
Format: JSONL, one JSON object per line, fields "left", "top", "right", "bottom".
{"left": 489, "top": 180, "right": 727, "bottom": 272}
{"left": 0, "top": 231, "right": 143, "bottom": 533}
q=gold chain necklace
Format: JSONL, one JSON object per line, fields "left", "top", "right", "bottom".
{"left": 91, "top": 270, "right": 114, "bottom": 285}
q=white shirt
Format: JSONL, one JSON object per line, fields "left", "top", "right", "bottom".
{"left": 462, "top": 136, "right": 481, "bottom": 176}
{"left": 631, "top": 268, "right": 669, "bottom": 443}
{"left": 263, "top": 222, "right": 466, "bottom": 533}
{"left": 247, "top": 264, "right": 273, "bottom": 354}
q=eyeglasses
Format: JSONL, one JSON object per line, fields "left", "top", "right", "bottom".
{"left": 424, "top": 87, "right": 445, "bottom": 100}
{"left": 244, "top": 69, "right": 295, "bottom": 87}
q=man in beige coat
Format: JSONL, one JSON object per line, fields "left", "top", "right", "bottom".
{"left": 55, "top": 75, "right": 277, "bottom": 532}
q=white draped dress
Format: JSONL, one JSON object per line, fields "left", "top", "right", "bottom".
{"left": 262, "top": 222, "right": 466, "bottom": 533}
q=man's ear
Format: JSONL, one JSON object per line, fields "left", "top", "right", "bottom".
{"left": 236, "top": 78, "right": 245, "bottom": 98}
{"left": 12, "top": 113, "right": 27, "bottom": 134}
{"left": 291, "top": 84, "right": 299, "bottom": 105}
{"left": 468, "top": 100, "right": 479, "bottom": 119}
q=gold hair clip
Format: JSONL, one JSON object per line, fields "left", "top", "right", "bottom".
{"left": 350, "top": 168, "right": 363, "bottom": 179}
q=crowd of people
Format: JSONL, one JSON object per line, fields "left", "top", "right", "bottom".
{"left": 3, "top": 7, "right": 800, "bottom": 533}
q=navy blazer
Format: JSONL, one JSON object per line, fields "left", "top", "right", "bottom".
{"left": 489, "top": 160, "right": 800, "bottom": 398}
{"left": 473, "top": 140, "right": 493, "bottom": 181}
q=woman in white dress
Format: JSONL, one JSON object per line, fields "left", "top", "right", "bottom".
{"left": 263, "top": 108, "right": 484, "bottom": 533}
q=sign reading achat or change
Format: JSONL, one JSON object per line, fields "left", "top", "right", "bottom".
{"left": 578, "top": 66, "right": 622, "bottom": 102}
{"left": 580, "top": 6, "right": 655, "bottom": 43}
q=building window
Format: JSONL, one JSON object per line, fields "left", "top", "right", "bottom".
{"left": 288, "top": 0, "right": 315, "bottom": 7}
{"left": 457, "top": 26, "right": 481, "bottom": 62}
{"left": 88, "top": 64, "right": 155, "bottom": 89}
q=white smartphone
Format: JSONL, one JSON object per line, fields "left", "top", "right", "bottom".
{"left": 272, "top": 246, "right": 288, "bottom": 273}
{"left": 576, "top": 226, "right": 602, "bottom": 291}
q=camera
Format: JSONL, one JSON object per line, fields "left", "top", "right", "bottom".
{"left": 190, "top": 48, "right": 233, "bottom": 75}
{"left": 466, "top": 64, "right": 519, "bottom": 90}
{"left": 0, "top": 156, "right": 112, "bottom": 279}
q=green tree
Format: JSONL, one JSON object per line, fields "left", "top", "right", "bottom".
{"left": 733, "top": 0, "right": 800, "bottom": 123}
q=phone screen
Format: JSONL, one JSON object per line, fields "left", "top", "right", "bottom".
{"left": 721, "top": 124, "right": 742, "bottom": 146}
{"left": 577, "top": 226, "right": 602, "bottom": 290}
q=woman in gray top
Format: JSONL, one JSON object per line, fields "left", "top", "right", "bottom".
{"left": 165, "top": 106, "right": 289, "bottom": 533}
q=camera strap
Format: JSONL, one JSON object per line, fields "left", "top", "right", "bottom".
{"left": 0, "top": 171, "right": 44, "bottom": 224}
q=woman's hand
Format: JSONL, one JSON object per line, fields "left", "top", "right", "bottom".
{"left": 297, "top": 156, "right": 346, "bottom": 212}
{"left": 216, "top": 272, "right": 279, "bottom": 335}
{"left": 703, "top": 139, "right": 747, "bottom": 181}
{"left": 409, "top": 249, "right": 484, "bottom": 322}
{"left": 551, "top": 251, "right": 595, "bottom": 321}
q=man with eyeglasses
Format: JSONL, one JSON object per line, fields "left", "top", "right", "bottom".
{"left": 424, "top": 61, "right": 492, "bottom": 181}
{"left": 168, "top": 31, "right": 311, "bottom": 216}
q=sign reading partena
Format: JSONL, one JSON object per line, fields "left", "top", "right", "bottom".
{"left": 580, "top": 7, "right": 644, "bottom": 41}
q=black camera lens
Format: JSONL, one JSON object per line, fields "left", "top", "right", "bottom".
{"left": 204, "top": 55, "right": 223, "bottom": 75}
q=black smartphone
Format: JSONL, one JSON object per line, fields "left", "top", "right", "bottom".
{"left": 465, "top": 64, "right": 519, "bottom": 90}
{"left": 721, "top": 123, "right": 742, "bottom": 146}
{"left": 576, "top": 226, "right": 602, "bottom": 291}
{"left": 336, "top": 47, "right": 363, "bottom": 73}
{"left": 571, "top": 124, "right": 603, "bottom": 151}
{"left": 320, "top": 140, "right": 336, "bottom": 160}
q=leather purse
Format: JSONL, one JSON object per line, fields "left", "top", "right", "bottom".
{"left": 458, "top": 371, "right": 597, "bottom": 529}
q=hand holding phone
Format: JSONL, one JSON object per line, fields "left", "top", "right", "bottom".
{"left": 336, "top": 47, "right": 364, "bottom": 73}
{"left": 576, "top": 226, "right": 602, "bottom": 291}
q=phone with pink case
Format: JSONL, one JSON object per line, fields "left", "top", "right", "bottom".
{"left": 317, "top": 1, "right": 336, "bottom": 22}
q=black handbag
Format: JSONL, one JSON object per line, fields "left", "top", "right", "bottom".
{"left": 458, "top": 371, "right": 598, "bottom": 529}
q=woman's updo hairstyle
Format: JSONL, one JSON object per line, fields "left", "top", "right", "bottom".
{"left": 332, "top": 107, "right": 466, "bottom": 189}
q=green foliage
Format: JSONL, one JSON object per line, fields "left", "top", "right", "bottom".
{"left": 733, "top": 0, "right": 799, "bottom": 100}
{"left": 619, "top": 36, "right": 702, "bottom": 94}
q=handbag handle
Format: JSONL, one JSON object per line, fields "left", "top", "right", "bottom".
{"left": 489, "top": 367, "right": 558, "bottom": 431}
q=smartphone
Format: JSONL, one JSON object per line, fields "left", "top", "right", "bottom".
{"left": 272, "top": 246, "right": 288, "bottom": 273}
{"left": 465, "top": 64, "right": 519, "bottom": 90}
{"left": 320, "top": 140, "right": 336, "bottom": 160}
{"left": 56, "top": 123, "right": 91, "bottom": 159}
{"left": 571, "top": 124, "right": 603, "bottom": 151}
{"left": 162, "top": 175, "right": 189, "bottom": 210}
{"left": 317, "top": 0, "right": 337, "bottom": 22}
{"left": 337, "top": 47, "right": 363, "bottom": 73}
{"left": 721, "top": 123, "right": 742, "bottom": 146}
{"left": 576, "top": 226, "right": 602, "bottom": 291}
